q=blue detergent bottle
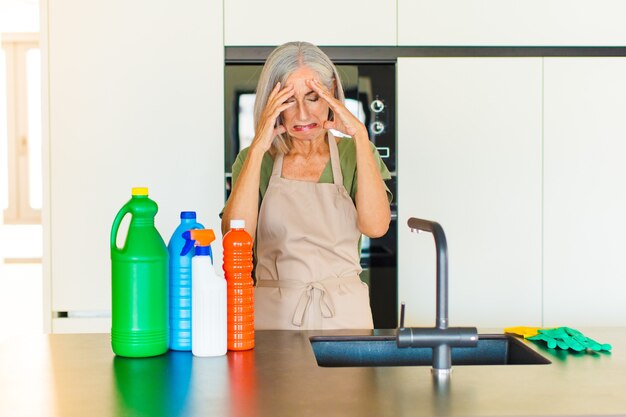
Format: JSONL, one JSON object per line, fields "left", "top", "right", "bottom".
{"left": 167, "top": 211, "right": 204, "bottom": 351}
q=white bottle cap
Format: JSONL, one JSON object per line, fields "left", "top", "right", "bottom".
{"left": 230, "top": 219, "right": 245, "bottom": 229}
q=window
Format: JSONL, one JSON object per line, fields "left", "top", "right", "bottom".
{"left": 1, "top": 33, "right": 41, "bottom": 224}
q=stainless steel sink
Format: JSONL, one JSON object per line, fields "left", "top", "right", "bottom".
{"left": 310, "top": 334, "right": 551, "bottom": 367}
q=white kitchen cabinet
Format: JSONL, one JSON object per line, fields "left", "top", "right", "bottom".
{"left": 398, "top": 0, "right": 626, "bottom": 46}
{"left": 43, "top": 0, "right": 225, "bottom": 332}
{"left": 224, "top": 0, "right": 396, "bottom": 46}
{"left": 397, "top": 57, "right": 543, "bottom": 327}
{"left": 543, "top": 58, "right": 626, "bottom": 327}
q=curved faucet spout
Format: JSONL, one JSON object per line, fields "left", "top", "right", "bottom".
{"left": 399, "top": 217, "right": 478, "bottom": 374}
{"left": 407, "top": 218, "right": 448, "bottom": 330}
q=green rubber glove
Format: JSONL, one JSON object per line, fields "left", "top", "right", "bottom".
{"left": 528, "top": 327, "right": 612, "bottom": 352}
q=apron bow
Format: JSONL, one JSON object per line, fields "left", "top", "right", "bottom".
{"left": 256, "top": 277, "right": 343, "bottom": 327}
{"left": 292, "top": 282, "right": 335, "bottom": 327}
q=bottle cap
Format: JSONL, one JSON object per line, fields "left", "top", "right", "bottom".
{"left": 132, "top": 187, "right": 149, "bottom": 196}
{"left": 230, "top": 219, "right": 245, "bottom": 229}
{"left": 190, "top": 229, "right": 216, "bottom": 246}
{"left": 181, "top": 211, "right": 196, "bottom": 219}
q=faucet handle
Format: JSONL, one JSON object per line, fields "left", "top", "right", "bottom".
{"left": 399, "top": 302, "right": 406, "bottom": 329}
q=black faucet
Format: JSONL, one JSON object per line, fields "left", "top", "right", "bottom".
{"left": 397, "top": 217, "right": 479, "bottom": 376}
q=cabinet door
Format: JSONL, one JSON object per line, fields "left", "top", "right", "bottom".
{"left": 398, "top": 0, "right": 626, "bottom": 46}
{"left": 224, "top": 0, "right": 396, "bottom": 46}
{"left": 543, "top": 58, "right": 626, "bottom": 326}
{"left": 397, "top": 58, "right": 542, "bottom": 327}
{"left": 45, "top": 0, "right": 225, "bottom": 331}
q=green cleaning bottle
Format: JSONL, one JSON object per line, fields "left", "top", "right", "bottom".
{"left": 110, "top": 187, "right": 169, "bottom": 357}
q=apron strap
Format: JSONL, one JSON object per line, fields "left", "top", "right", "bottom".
{"left": 327, "top": 132, "right": 343, "bottom": 186}
{"left": 271, "top": 151, "right": 284, "bottom": 177}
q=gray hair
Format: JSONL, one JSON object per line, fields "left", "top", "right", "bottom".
{"left": 254, "top": 41, "right": 345, "bottom": 155}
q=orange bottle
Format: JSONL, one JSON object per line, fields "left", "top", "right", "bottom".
{"left": 223, "top": 219, "right": 255, "bottom": 350}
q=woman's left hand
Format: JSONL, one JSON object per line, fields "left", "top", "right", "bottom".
{"left": 306, "top": 80, "right": 390, "bottom": 238}
{"left": 306, "top": 78, "right": 367, "bottom": 138}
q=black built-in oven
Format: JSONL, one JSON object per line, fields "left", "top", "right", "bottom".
{"left": 224, "top": 54, "right": 397, "bottom": 328}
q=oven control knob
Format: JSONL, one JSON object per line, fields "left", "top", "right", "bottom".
{"left": 370, "top": 99, "right": 385, "bottom": 113}
{"left": 370, "top": 121, "right": 385, "bottom": 135}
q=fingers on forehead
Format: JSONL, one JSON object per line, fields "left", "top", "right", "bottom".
{"left": 306, "top": 79, "right": 327, "bottom": 95}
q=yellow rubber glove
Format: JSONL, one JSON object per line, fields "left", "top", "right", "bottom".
{"left": 504, "top": 326, "right": 543, "bottom": 338}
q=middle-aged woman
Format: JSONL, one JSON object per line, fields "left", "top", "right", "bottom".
{"left": 221, "top": 41, "right": 392, "bottom": 330}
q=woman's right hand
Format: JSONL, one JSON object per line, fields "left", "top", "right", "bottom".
{"left": 251, "top": 82, "right": 295, "bottom": 153}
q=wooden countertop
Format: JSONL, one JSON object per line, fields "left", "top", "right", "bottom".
{"left": 1, "top": 328, "right": 625, "bottom": 417}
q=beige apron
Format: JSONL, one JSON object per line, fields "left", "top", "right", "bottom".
{"left": 255, "top": 132, "right": 374, "bottom": 330}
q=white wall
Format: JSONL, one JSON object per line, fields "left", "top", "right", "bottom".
{"left": 224, "top": 0, "right": 626, "bottom": 47}
{"left": 397, "top": 56, "right": 626, "bottom": 328}
{"left": 543, "top": 58, "right": 626, "bottom": 327}
{"left": 398, "top": 0, "right": 626, "bottom": 46}
{"left": 43, "top": 0, "right": 224, "bottom": 332}
{"left": 224, "top": 0, "right": 396, "bottom": 46}
{"left": 0, "top": 1, "right": 39, "bottom": 32}
{"left": 397, "top": 57, "right": 543, "bottom": 328}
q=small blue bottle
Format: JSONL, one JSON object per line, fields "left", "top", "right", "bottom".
{"left": 167, "top": 211, "right": 203, "bottom": 351}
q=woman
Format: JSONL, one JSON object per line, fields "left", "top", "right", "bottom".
{"left": 221, "top": 41, "right": 392, "bottom": 330}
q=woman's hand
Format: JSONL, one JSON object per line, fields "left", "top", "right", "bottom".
{"left": 251, "top": 82, "right": 295, "bottom": 153}
{"left": 306, "top": 78, "right": 367, "bottom": 139}
{"left": 307, "top": 79, "right": 390, "bottom": 237}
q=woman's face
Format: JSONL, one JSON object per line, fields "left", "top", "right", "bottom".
{"left": 280, "top": 66, "right": 331, "bottom": 142}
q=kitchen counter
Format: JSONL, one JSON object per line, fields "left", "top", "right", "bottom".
{"left": 1, "top": 328, "right": 625, "bottom": 417}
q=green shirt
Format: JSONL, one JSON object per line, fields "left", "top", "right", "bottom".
{"left": 228, "top": 137, "right": 393, "bottom": 207}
